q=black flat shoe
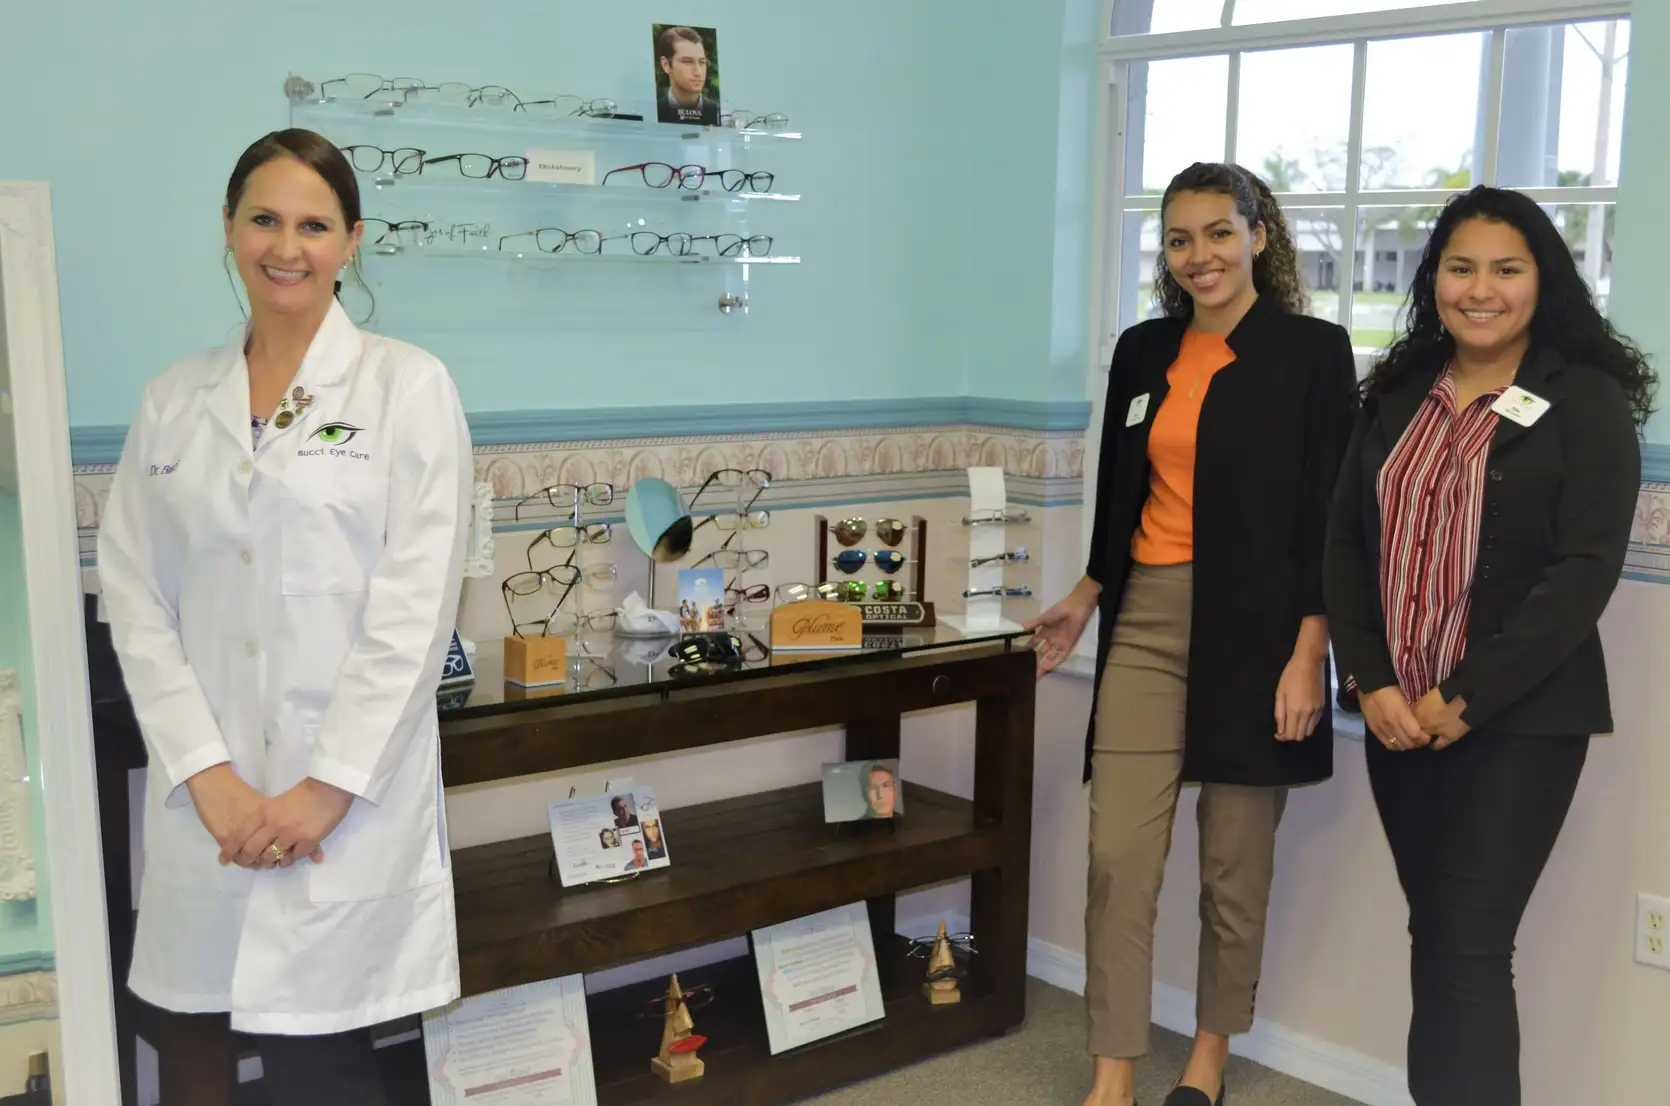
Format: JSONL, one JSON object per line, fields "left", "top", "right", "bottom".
{"left": 1161, "top": 1083, "right": 1225, "bottom": 1106}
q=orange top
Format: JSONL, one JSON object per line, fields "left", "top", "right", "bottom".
{"left": 1130, "top": 330, "right": 1236, "bottom": 566}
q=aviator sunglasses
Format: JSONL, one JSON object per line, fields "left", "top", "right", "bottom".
{"left": 832, "top": 549, "right": 906, "bottom": 575}
{"left": 832, "top": 517, "right": 905, "bottom": 547}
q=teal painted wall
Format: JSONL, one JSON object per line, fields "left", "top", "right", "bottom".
{"left": 0, "top": 0, "right": 1097, "bottom": 426}
{"left": 1609, "top": 0, "right": 1669, "bottom": 445}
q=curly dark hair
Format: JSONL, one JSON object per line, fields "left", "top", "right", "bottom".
{"left": 1363, "top": 185, "right": 1656, "bottom": 428}
{"left": 1153, "top": 162, "right": 1309, "bottom": 320}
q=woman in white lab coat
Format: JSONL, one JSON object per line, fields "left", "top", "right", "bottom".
{"left": 98, "top": 128, "right": 472, "bottom": 1104}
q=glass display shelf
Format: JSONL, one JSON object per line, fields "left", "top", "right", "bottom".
{"left": 446, "top": 624, "right": 1022, "bottom": 721}
{"left": 354, "top": 172, "right": 800, "bottom": 206}
{"left": 289, "top": 94, "right": 804, "bottom": 144}
{"left": 363, "top": 243, "right": 801, "bottom": 266}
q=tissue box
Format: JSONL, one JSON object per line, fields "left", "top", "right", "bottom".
{"left": 435, "top": 630, "right": 475, "bottom": 712}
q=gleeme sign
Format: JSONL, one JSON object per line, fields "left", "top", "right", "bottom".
{"left": 770, "top": 600, "right": 862, "bottom": 651}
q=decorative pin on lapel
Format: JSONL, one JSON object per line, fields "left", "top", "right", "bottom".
{"left": 272, "top": 386, "right": 314, "bottom": 430}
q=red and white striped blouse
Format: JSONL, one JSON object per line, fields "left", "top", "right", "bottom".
{"left": 1376, "top": 368, "right": 1507, "bottom": 702}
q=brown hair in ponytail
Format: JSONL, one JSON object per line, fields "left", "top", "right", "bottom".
{"left": 1153, "top": 162, "right": 1309, "bottom": 320}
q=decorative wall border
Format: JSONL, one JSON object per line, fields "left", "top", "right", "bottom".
{"left": 67, "top": 397, "right": 1096, "bottom": 468}
{"left": 69, "top": 420, "right": 1088, "bottom": 568}
{"left": 0, "top": 969, "right": 56, "bottom": 1026}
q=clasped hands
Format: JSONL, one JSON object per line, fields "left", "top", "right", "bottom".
{"left": 1361, "top": 686, "right": 1471, "bottom": 752}
{"left": 184, "top": 763, "right": 355, "bottom": 870}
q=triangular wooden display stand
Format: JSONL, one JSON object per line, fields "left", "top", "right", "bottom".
{"left": 651, "top": 974, "right": 707, "bottom": 1082}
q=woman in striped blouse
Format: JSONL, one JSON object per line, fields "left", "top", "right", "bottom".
{"left": 1323, "top": 186, "right": 1654, "bottom": 1105}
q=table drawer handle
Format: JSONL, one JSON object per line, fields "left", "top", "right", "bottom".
{"left": 931, "top": 675, "right": 949, "bottom": 696}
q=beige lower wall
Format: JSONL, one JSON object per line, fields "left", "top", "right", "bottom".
{"left": 1028, "top": 580, "right": 1670, "bottom": 1104}
{"left": 0, "top": 1017, "right": 61, "bottom": 1101}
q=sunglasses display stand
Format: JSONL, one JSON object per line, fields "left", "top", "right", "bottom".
{"left": 940, "top": 467, "right": 1028, "bottom": 635}
{"left": 814, "top": 514, "right": 934, "bottom": 628}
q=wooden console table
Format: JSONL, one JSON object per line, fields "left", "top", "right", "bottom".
{"left": 98, "top": 625, "right": 1036, "bottom": 1104}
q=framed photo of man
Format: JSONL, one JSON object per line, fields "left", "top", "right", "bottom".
{"left": 652, "top": 24, "right": 721, "bottom": 125}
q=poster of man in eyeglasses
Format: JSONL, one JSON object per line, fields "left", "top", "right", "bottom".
{"left": 653, "top": 24, "right": 720, "bottom": 125}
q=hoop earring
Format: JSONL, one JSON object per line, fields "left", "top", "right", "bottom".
{"left": 222, "top": 247, "right": 248, "bottom": 321}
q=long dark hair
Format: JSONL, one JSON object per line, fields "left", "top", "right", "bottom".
{"left": 1363, "top": 185, "right": 1656, "bottom": 428}
{"left": 1153, "top": 162, "right": 1308, "bottom": 320}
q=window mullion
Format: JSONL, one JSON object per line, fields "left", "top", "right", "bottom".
{"left": 1479, "top": 28, "right": 1507, "bottom": 185}
{"left": 1337, "top": 39, "right": 1368, "bottom": 335}
{"left": 1226, "top": 52, "right": 1241, "bottom": 162}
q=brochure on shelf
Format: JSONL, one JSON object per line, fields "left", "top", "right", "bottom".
{"left": 821, "top": 759, "right": 903, "bottom": 822}
{"left": 548, "top": 786, "right": 671, "bottom": 887}
{"left": 753, "top": 902, "right": 887, "bottom": 1054}
{"left": 422, "top": 974, "right": 598, "bottom": 1105}
{"left": 652, "top": 24, "right": 722, "bottom": 125}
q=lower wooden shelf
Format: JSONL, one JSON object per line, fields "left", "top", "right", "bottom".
{"left": 452, "top": 781, "right": 1001, "bottom": 994}
{"left": 356, "top": 934, "right": 1010, "bottom": 1106}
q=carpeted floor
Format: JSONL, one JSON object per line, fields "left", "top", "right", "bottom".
{"left": 798, "top": 978, "right": 1366, "bottom": 1106}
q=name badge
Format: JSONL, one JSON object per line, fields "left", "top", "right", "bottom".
{"left": 1125, "top": 393, "right": 1151, "bottom": 427}
{"left": 1490, "top": 386, "right": 1550, "bottom": 428}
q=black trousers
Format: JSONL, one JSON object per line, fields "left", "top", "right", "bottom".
{"left": 1366, "top": 728, "right": 1589, "bottom": 1106}
{"left": 256, "top": 1029, "right": 387, "bottom": 1106}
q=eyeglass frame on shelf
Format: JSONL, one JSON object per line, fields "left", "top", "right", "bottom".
{"left": 962, "top": 509, "right": 1032, "bottom": 525}
{"left": 498, "top": 228, "right": 605, "bottom": 254}
{"left": 962, "top": 585, "right": 1032, "bottom": 599}
{"left": 424, "top": 152, "right": 529, "bottom": 180}
{"left": 970, "top": 549, "right": 1029, "bottom": 567}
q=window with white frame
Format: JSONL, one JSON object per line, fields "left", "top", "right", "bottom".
{"left": 1096, "top": 0, "right": 1629, "bottom": 367}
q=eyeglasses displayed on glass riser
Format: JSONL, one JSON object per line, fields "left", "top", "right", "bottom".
{"left": 719, "top": 109, "right": 790, "bottom": 131}
{"left": 311, "top": 74, "right": 612, "bottom": 114}
{"left": 501, "top": 565, "right": 580, "bottom": 637}
{"left": 513, "top": 483, "right": 617, "bottom": 522}
{"left": 962, "top": 509, "right": 1032, "bottom": 526}
{"left": 603, "top": 162, "right": 777, "bottom": 193}
{"left": 526, "top": 525, "right": 613, "bottom": 573}
{"left": 340, "top": 145, "right": 425, "bottom": 176}
{"left": 515, "top": 95, "right": 618, "bottom": 118}
{"left": 498, "top": 228, "right": 605, "bottom": 255}
{"left": 362, "top": 219, "right": 431, "bottom": 252}
{"left": 688, "top": 468, "right": 772, "bottom": 524}
{"left": 833, "top": 517, "right": 906, "bottom": 548}
{"left": 832, "top": 549, "right": 906, "bottom": 575}
{"left": 969, "top": 549, "right": 1029, "bottom": 567}
{"left": 696, "top": 548, "right": 769, "bottom": 571}
{"left": 424, "top": 152, "right": 529, "bottom": 180}
{"left": 962, "top": 586, "right": 1032, "bottom": 599}
{"left": 492, "top": 230, "right": 775, "bottom": 260}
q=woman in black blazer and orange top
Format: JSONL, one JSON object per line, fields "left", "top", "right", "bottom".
{"left": 1323, "top": 186, "right": 1654, "bottom": 1106}
{"left": 1027, "top": 163, "right": 1358, "bottom": 1106}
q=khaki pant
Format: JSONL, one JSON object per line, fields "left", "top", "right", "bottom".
{"left": 1085, "top": 562, "right": 1288, "bottom": 1059}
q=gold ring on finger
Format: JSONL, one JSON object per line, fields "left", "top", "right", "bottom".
{"left": 268, "top": 843, "right": 287, "bottom": 861}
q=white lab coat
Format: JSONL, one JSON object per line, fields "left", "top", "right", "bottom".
{"left": 98, "top": 301, "right": 471, "bottom": 1034}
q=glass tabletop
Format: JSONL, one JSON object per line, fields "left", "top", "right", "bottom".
{"left": 441, "top": 623, "right": 1028, "bottom": 722}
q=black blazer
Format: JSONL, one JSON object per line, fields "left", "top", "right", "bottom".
{"left": 1083, "top": 295, "right": 1359, "bottom": 785}
{"left": 1322, "top": 344, "right": 1639, "bottom": 736}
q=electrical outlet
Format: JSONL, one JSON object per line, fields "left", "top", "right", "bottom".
{"left": 1636, "top": 894, "right": 1670, "bottom": 970}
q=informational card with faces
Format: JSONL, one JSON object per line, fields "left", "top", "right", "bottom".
{"left": 423, "top": 974, "right": 597, "bottom": 1104}
{"left": 548, "top": 785, "right": 671, "bottom": 888}
{"left": 753, "top": 902, "right": 887, "bottom": 1054}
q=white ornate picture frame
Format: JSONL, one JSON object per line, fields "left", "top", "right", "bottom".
{"left": 0, "top": 181, "right": 120, "bottom": 1093}
{"left": 463, "top": 481, "right": 497, "bottom": 579}
{"left": 0, "top": 668, "right": 35, "bottom": 903}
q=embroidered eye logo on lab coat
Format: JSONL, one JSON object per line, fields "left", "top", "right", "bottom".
{"left": 307, "top": 421, "right": 365, "bottom": 446}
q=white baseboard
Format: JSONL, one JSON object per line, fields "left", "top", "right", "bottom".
{"left": 1024, "top": 933, "right": 1415, "bottom": 1106}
